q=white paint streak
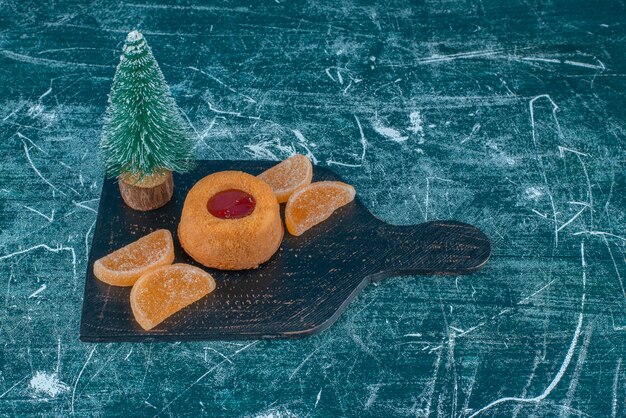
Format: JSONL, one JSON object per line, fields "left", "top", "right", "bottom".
{"left": 326, "top": 160, "right": 362, "bottom": 168}
{"left": 518, "top": 278, "right": 558, "bottom": 305}
{"left": 324, "top": 67, "right": 336, "bottom": 82}
{"left": 289, "top": 346, "right": 321, "bottom": 381}
{"left": 424, "top": 347, "right": 443, "bottom": 416}
{"left": 372, "top": 120, "right": 408, "bottom": 143}
{"left": 573, "top": 231, "right": 626, "bottom": 242}
{"left": 562, "top": 323, "right": 594, "bottom": 414}
{"left": 425, "top": 177, "right": 453, "bottom": 222}
{"left": 244, "top": 138, "right": 295, "bottom": 160}
{"left": 292, "top": 129, "right": 319, "bottom": 164}
{"left": 612, "top": 358, "right": 621, "bottom": 418}
{"left": 56, "top": 336, "right": 62, "bottom": 374}
{"left": 187, "top": 66, "right": 256, "bottom": 103}
{"left": 0, "top": 376, "right": 27, "bottom": 399}
{"left": 204, "top": 347, "right": 234, "bottom": 365}
{"left": 519, "top": 57, "right": 606, "bottom": 70}
{"left": 71, "top": 346, "right": 97, "bottom": 417}
{"left": 563, "top": 59, "right": 605, "bottom": 70}
{"left": 0, "top": 49, "right": 113, "bottom": 69}
{"left": 529, "top": 94, "right": 560, "bottom": 247}
{"left": 521, "top": 57, "right": 561, "bottom": 64}
{"left": 156, "top": 341, "right": 258, "bottom": 415}
{"left": 205, "top": 100, "right": 261, "bottom": 120}
{"left": 28, "top": 284, "right": 47, "bottom": 298}
{"left": 0, "top": 244, "right": 77, "bottom": 283}
{"left": 85, "top": 218, "right": 96, "bottom": 262}
{"left": 326, "top": 114, "right": 367, "bottom": 168}
{"left": 355, "top": 115, "right": 367, "bottom": 163}
{"left": 417, "top": 49, "right": 505, "bottom": 64}
{"left": 559, "top": 147, "right": 594, "bottom": 226}
{"left": 365, "top": 384, "right": 380, "bottom": 409}
{"left": 557, "top": 206, "right": 587, "bottom": 232}
{"left": 22, "top": 141, "right": 67, "bottom": 196}
{"left": 315, "top": 388, "right": 322, "bottom": 408}
{"left": 603, "top": 236, "right": 625, "bottom": 299}
{"left": 22, "top": 205, "right": 54, "bottom": 222}
{"left": 461, "top": 123, "right": 481, "bottom": 144}
{"left": 469, "top": 241, "right": 587, "bottom": 417}
{"left": 73, "top": 198, "right": 99, "bottom": 213}
{"left": 17, "top": 132, "right": 45, "bottom": 153}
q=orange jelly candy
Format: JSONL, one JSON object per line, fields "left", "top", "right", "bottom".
{"left": 285, "top": 181, "right": 356, "bottom": 236}
{"left": 93, "top": 229, "right": 174, "bottom": 286}
{"left": 130, "top": 264, "right": 216, "bottom": 331}
{"left": 258, "top": 154, "right": 313, "bottom": 203}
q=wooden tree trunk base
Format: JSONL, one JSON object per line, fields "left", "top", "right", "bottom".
{"left": 118, "top": 171, "right": 174, "bottom": 211}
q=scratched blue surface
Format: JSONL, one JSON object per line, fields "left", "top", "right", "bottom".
{"left": 1, "top": 0, "right": 625, "bottom": 416}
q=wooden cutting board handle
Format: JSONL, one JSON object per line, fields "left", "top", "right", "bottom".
{"left": 370, "top": 220, "right": 491, "bottom": 281}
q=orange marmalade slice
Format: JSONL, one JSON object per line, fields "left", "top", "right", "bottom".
{"left": 258, "top": 154, "right": 313, "bottom": 203}
{"left": 93, "top": 229, "right": 174, "bottom": 286}
{"left": 285, "top": 181, "right": 356, "bottom": 236}
{"left": 130, "top": 264, "right": 216, "bottom": 331}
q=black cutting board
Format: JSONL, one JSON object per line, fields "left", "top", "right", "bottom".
{"left": 79, "top": 161, "right": 491, "bottom": 342}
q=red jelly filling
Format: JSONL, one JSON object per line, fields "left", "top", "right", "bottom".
{"left": 207, "top": 189, "right": 256, "bottom": 219}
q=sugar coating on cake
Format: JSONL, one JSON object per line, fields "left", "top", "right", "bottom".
{"left": 130, "top": 263, "right": 216, "bottom": 330}
{"left": 93, "top": 229, "right": 175, "bottom": 286}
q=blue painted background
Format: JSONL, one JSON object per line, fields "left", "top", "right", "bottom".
{"left": 0, "top": 0, "right": 624, "bottom": 416}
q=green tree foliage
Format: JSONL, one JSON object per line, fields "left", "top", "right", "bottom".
{"left": 101, "top": 30, "right": 194, "bottom": 179}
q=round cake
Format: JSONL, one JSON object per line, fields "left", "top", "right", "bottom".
{"left": 178, "top": 171, "right": 283, "bottom": 270}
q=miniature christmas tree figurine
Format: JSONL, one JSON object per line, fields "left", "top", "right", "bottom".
{"left": 101, "top": 30, "right": 195, "bottom": 211}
